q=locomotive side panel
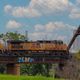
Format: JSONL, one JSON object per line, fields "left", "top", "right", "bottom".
{"left": 0, "top": 43, "right": 4, "bottom": 53}
{"left": 6, "top": 40, "right": 67, "bottom": 54}
{"left": 54, "top": 44, "right": 67, "bottom": 51}
{"left": 24, "top": 41, "right": 67, "bottom": 51}
{"left": 24, "top": 42, "right": 45, "bottom": 51}
{"left": 0, "top": 43, "right": 4, "bottom": 50}
{"left": 7, "top": 41, "right": 25, "bottom": 51}
{"left": 44, "top": 43, "right": 55, "bottom": 50}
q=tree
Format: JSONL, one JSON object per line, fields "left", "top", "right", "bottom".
{"left": 30, "top": 64, "right": 45, "bottom": 76}
{"left": 20, "top": 64, "right": 51, "bottom": 76}
{"left": 0, "top": 64, "right": 6, "bottom": 74}
{"left": 5, "top": 32, "right": 25, "bottom": 40}
{"left": 0, "top": 32, "right": 25, "bottom": 41}
{"left": 20, "top": 64, "right": 31, "bottom": 75}
{"left": 44, "top": 64, "right": 50, "bottom": 77}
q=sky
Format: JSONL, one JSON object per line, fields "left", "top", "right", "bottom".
{"left": 0, "top": 0, "right": 80, "bottom": 43}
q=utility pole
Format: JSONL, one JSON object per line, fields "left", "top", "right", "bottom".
{"left": 25, "top": 31, "right": 28, "bottom": 41}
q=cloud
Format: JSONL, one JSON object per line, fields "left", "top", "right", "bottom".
{"left": 29, "top": 32, "right": 46, "bottom": 40}
{"left": 5, "top": 0, "right": 80, "bottom": 20}
{"left": 4, "top": 5, "right": 12, "bottom": 13}
{"left": 69, "top": 8, "right": 80, "bottom": 19}
{"left": 34, "top": 21, "right": 75, "bottom": 32}
{"left": 12, "top": 7, "right": 41, "bottom": 18}
{"left": 76, "top": 0, "right": 80, "bottom": 5}
{"left": 69, "top": 0, "right": 80, "bottom": 19}
{"left": 6, "top": 20, "right": 22, "bottom": 29}
{"left": 4, "top": 5, "right": 41, "bottom": 18}
{"left": 45, "top": 22, "right": 66, "bottom": 32}
{"left": 56, "top": 35, "right": 66, "bottom": 40}
{"left": 34, "top": 24, "right": 45, "bottom": 32}
{"left": 29, "top": 32, "right": 67, "bottom": 41}
{"left": 29, "top": 21, "right": 75, "bottom": 41}
{"left": 30, "top": 0, "right": 71, "bottom": 14}
{"left": 4, "top": 0, "right": 72, "bottom": 18}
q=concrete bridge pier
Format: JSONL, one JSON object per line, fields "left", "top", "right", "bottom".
{"left": 6, "top": 64, "right": 20, "bottom": 75}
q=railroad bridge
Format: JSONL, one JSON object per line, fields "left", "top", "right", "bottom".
{"left": 0, "top": 26, "right": 80, "bottom": 75}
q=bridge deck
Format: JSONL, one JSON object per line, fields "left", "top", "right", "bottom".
{"left": 0, "top": 50, "right": 69, "bottom": 64}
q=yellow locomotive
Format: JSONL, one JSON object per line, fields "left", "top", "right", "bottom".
{"left": 6, "top": 40, "right": 67, "bottom": 53}
{"left": 0, "top": 40, "right": 68, "bottom": 63}
{"left": 0, "top": 39, "right": 68, "bottom": 55}
{"left": 24, "top": 40, "right": 67, "bottom": 51}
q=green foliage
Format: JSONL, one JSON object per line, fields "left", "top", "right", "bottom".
{"left": 20, "top": 64, "right": 52, "bottom": 77}
{"left": 29, "top": 64, "right": 44, "bottom": 76}
{"left": 0, "top": 64, "right": 6, "bottom": 74}
{"left": 44, "top": 64, "right": 51, "bottom": 77}
{"left": 20, "top": 64, "right": 31, "bottom": 75}
{"left": 0, "top": 34, "right": 4, "bottom": 38}
{"left": 3, "top": 32, "right": 25, "bottom": 41}
{"left": 0, "top": 32, "right": 25, "bottom": 41}
{"left": 75, "top": 50, "right": 80, "bottom": 60}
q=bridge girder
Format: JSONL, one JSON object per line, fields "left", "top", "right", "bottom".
{"left": 68, "top": 26, "right": 80, "bottom": 51}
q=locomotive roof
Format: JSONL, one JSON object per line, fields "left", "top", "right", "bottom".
{"left": 7, "top": 40, "right": 64, "bottom": 44}
{"left": 37, "top": 40, "right": 63, "bottom": 43}
{"left": 7, "top": 40, "right": 25, "bottom": 43}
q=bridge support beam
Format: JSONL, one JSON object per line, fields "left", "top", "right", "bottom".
{"left": 6, "top": 64, "right": 20, "bottom": 75}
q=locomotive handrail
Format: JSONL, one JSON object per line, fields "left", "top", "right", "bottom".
{"left": 67, "top": 26, "right": 80, "bottom": 51}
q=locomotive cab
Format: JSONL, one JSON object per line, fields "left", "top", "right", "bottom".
{"left": 7, "top": 40, "right": 25, "bottom": 55}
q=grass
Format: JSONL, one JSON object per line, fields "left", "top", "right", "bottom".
{"left": 0, "top": 74, "right": 64, "bottom": 80}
